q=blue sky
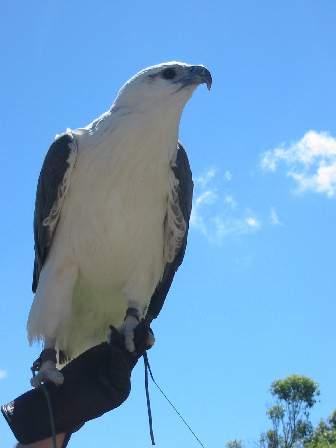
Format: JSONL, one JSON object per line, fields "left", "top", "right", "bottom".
{"left": 1, "top": 1, "right": 336, "bottom": 446}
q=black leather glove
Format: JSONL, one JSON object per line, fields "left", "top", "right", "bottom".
{"left": 1, "top": 321, "right": 153, "bottom": 445}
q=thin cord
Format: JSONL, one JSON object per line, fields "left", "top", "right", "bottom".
{"left": 31, "top": 366, "right": 57, "bottom": 448}
{"left": 144, "top": 355, "right": 155, "bottom": 445}
{"left": 143, "top": 351, "right": 206, "bottom": 448}
{"left": 41, "top": 384, "right": 57, "bottom": 448}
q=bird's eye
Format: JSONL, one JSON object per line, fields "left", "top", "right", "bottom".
{"left": 161, "top": 68, "right": 177, "bottom": 80}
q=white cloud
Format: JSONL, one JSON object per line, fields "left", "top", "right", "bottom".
{"left": 196, "top": 189, "right": 218, "bottom": 206}
{"left": 194, "top": 168, "right": 217, "bottom": 189}
{"left": 191, "top": 168, "right": 262, "bottom": 244}
{"left": 211, "top": 216, "right": 258, "bottom": 241}
{"left": 0, "top": 369, "right": 7, "bottom": 380}
{"left": 270, "top": 207, "right": 282, "bottom": 226}
{"left": 261, "top": 130, "right": 336, "bottom": 198}
{"left": 289, "top": 162, "right": 336, "bottom": 197}
{"left": 246, "top": 216, "right": 261, "bottom": 229}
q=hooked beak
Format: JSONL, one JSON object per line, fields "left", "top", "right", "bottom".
{"left": 175, "top": 65, "right": 212, "bottom": 91}
{"left": 189, "top": 65, "right": 212, "bottom": 91}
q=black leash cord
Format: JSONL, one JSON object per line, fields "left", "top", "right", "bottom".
{"left": 144, "top": 353, "right": 155, "bottom": 445}
{"left": 31, "top": 351, "right": 205, "bottom": 448}
{"left": 143, "top": 351, "right": 206, "bottom": 448}
{"left": 41, "top": 384, "right": 57, "bottom": 448}
{"left": 31, "top": 367, "right": 57, "bottom": 448}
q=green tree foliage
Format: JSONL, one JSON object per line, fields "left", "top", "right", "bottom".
{"left": 259, "top": 375, "right": 320, "bottom": 448}
{"left": 271, "top": 376, "right": 319, "bottom": 408}
{"left": 304, "top": 410, "right": 336, "bottom": 448}
{"left": 226, "top": 439, "right": 244, "bottom": 448}
{"left": 224, "top": 377, "right": 334, "bottom": 448}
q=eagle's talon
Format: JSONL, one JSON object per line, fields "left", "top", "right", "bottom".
{"left": 30, "top": 361, "right": 64, "bottom": 388}
{"left": 121, "top": 314, "right": 139, "bottom": 353}
{"left": 125, "top": 335, "right": 136, "bottom": 353}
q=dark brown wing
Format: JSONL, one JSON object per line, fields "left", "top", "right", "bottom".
{"left": 32, "top": 133, "right": 77, "bottom": 292}
{"left": 146, "top": 143, "right": 193, "bottom": 321}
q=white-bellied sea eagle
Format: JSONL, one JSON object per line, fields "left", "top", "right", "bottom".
{"left": 27, "top": 61, "right": 212, "bottom": 386}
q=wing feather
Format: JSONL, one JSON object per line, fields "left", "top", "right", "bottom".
{"left": 146, "top": 143, "right": 193, "bottom": 321}
{"left": 32, "top": 132, "right": 77, "bottom": 292}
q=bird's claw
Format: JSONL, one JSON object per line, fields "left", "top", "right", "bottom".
{"left": 31, "top": 361, "right": 64, "bottom": 388}
{"left": 121, "top": 315, "right": 140, "bottom": 353}
{"left": 119, "top": 315, "right": 156, "bottom": 353}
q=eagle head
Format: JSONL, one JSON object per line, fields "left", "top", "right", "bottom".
{"left": 114, "top": 61, "right": 212, "bottom": 114}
